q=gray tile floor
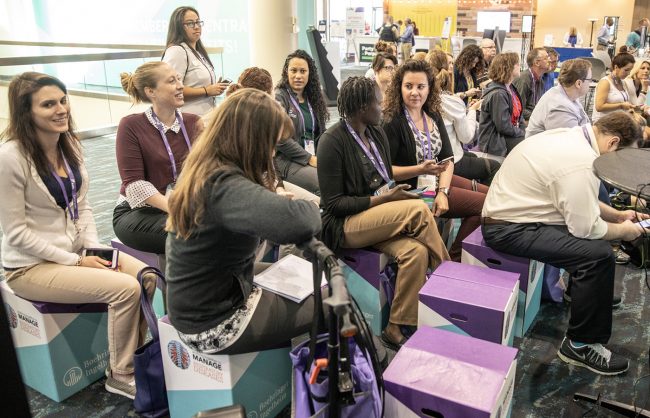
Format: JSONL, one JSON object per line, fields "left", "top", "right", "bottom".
{"left": 5, "top": 91, "right": 650, "bottom": 417}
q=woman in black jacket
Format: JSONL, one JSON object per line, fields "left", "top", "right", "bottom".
{"left": 318, "top": 76, "right": 449, "bottom": 350}
{"left": 166, "top": 89, "right": 322, "bottom": 354}
{"left": 274, "top": 49, "right": 329, "bottom": 195}
{"left": 478, "top": 52, "right": 526, "bottom": 157}
{"left": 382, "top": 60, "right": 487, "bottom": 261}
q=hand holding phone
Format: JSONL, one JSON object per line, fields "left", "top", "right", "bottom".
{"left": 82, "top": 248, "right": 119, "bottom": 269}
{"left": 436, "top": 156, "right": 454, "bottom": 166}
{"left": 639, "top": 219, "right": 650, "bottom": 229}
{"left": 411, "top": 186, "right": 429, "bottom": 196}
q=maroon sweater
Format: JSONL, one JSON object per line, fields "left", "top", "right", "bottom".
{"left": 116, "top": 112, "right": 201, "bottom": 196}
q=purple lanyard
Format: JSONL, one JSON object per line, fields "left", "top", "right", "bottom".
{"left": 344, "top": 121, "right": 391, "bottom": 183}
{"left": 287, "top": 89, "right": 316, "bottom": 137}
{"left": 403, "top": 107, "right": 433, "bottom": 161}
{"left": 150, "top": 109, "right": 192, "bottom": 181}
{"left": 50, "top": 148, "right": 78, "bottom": 224}
{"left": 581, "top": 126, "right": 592, "bottom": 146}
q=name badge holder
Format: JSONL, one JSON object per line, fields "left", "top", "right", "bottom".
{"left": 50, "top": 147, "right": 80, "bottom": 236}
{"left": 404, "top": 107, "right": 437, "bottom": 190}
{"left": 288, "top": 89, "right": 317, "bottom": 154}
{"left": 151, "top": 108, "right": 192, "bottom": 191}
{"left": 344, "top": 121, "right": 392, "bottom": 196}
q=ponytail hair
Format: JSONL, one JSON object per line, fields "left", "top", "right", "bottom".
{"left": 120, "top": 61, "right": 167, "bottom": 104}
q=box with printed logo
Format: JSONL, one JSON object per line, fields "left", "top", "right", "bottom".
{"left": 1, "top": 281, "right": 108, "bottom": 402}
{"left": 418, "top": 261, "right": 519, "bottom": 346}
{"left": 111, "top": 237, "right": 166, "bottom": 318}
{"left": 338, "top": 248, "right": 394, "bottom": 336}
{"left": 461, "top": 227, "right": 544, "bottom": 337}
{"left": 159, "top": 316, "right": 291, "bottom": 418}
{"left": 384, "top": 326, "right": 518, "bottom": 418}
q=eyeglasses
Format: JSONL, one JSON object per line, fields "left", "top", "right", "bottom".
{"left": 382, "top": 65, "right": 395, "bottom": 72}
{"left": 183, "top": 20, "right": 204, "bottom": 29}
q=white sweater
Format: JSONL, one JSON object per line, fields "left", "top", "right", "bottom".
{"left": 440, "top": 93, "right": 478, "bottom": 163}
{"left": 0, "top": 140, "right": 100, "bottom": 268}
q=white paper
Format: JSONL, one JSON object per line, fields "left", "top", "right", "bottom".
{"left": 253, "top": 255, "right": 326, "bottom": 303}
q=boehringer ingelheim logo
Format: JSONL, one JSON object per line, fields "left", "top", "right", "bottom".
{"left": 63, "top": 367, "right": 83, "bottom": 387}
{"left": 167, "top": 340, "right": 191, "bottom": 369}
{"left": 5, "top": 303, "right": 17, "bottom": 329}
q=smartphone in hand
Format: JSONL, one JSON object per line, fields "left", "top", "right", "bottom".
{"left": 411, "top": 186, "right": 429, "bottom": 195}
{"left": 436, "top": 156, "right": 454, "bottom": 165}
{"left": 639, "top": 219, "right": 650, "bottom": 229}
{"left": 82, "top": 248, "right": 119, "bottom": 269}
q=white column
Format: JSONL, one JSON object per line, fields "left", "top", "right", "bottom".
{"left": 248, "top": 0, "right": 298, "bottom": 85}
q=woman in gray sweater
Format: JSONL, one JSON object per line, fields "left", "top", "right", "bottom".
{"left": 165, "top": 88, "right": 322, "bottom": 354}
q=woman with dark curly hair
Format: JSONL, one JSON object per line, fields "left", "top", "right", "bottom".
{"left": 274, "top": 50, "right": 329, "bottom": 195}
{"left": 318, "top": 75, "right": 448, "bottom": 349}
{"left": 382, "top": 59, "right": 487, "bottom": 261}
{"left": 453, "top": 44, "right": 484, "bottom": 104}
{"left": 478, "top": 52, "right": 525, "bottom": 157}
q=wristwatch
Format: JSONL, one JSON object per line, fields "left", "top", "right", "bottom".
{"left": 437, "top": 187, "right": 450, "bottom": 197}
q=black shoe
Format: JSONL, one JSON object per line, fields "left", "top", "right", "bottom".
{"left": 563, "top": 292, "right": 622, "bottom": 308}
{"left": 557, "top": 337, "right": 629, "bottom": 376}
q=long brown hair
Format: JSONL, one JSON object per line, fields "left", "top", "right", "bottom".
{"left": 165, "top": 6, "right": 214, "bottom": 68}
{"left": 426, "top": 49, "right": 454, "bottom": 92}
{"left": 383, "top": 59, "right": 442, "bottom": 121}
{"left": 167, "top": 88, "right": 288, "bottom": 238}
{"left": 1, "top": 72, "right": 81, "bottom": 177}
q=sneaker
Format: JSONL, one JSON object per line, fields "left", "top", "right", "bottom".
{"left": 615, "top": 249, "right": 630, "bottom": 265}
{"left": 563, "top": 292, "right": 622, "bottom": 308}
{"left": 105, "top": 373, "right": 136, "bottom": 399}
{"left": 557, "top": 337, "right": 629, "bottom": 376}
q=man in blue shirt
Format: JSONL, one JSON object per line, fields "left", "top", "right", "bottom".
{"left": 625, "top": 18, "right": 650, "bottom": 53}
{"left": 596, "top": 17, "right": 614, "bottom": 51}
{"left": 399, "top": 18, "right": 414, "bottom": 63}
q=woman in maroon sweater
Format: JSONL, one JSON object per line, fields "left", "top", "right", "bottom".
{"left": 114, "top": 62, "right": 202, "bottom": 254}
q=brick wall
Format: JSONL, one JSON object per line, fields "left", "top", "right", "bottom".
{"left": 456, "top": 0, "right": 537, "bottom": 38}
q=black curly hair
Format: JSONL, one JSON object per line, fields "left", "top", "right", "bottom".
{"left": 382, "top": 59, "right": 442, "bottom": 121}
{"left": 337, "top": 76, "right": 378, "bottom": 119}
{"left": 276, "top": 49, "right": 330, "bottom": 125}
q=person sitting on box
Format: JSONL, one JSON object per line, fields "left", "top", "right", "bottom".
{"left": 274, "top": 49, "right": 329, "bottom": 196}
{"left": 382, "top": 59, "right": 488, "bottom": 262}
{"left": 165, "top": 88, "right": 322, "bottom": 354}
{"left": 481, "top": 111, "right": 648, "bottom": 376}
{"left": 113, "top": 61, "right": 203, "bottom": 256}
{"left": 317, "top": 76, "right": 450, "bottom": 350}
{"left": 0, "top": 72, "right": 156, "bottom": 399}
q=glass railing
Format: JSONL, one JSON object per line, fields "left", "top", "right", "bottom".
{"left": 0, "top": 41, "right": 223, "bottom": 137}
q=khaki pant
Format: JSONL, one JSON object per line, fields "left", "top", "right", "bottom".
{"left": 343, "top": 199, "right": 450, "bottom": 325}
{"left": 401, "top": 42, "right": 413, "bottom": 62}
{"left": 596, "top": 44, "right": 607, "bottom": 51}
{"left": 5, "top": 253, "right": 156, "bottom": 374}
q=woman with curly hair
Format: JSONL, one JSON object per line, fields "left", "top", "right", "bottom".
{"left": 453, "top": 44, "right": 484, "bottom": 104}
{"left": 274, "top": 49, "right": 329, "bottom": 195}
{"left": 478, "top": 52, "right": 525, "bottom": 157}
{"left": 382, "top": 59, "right": 487, "bottom": 261}
{"left": 318, "top": 76, "right": 448, "bottom": 349}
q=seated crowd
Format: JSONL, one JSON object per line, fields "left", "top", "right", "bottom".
{"left": 1, "top": 9, "right": 649, "bottom": 403}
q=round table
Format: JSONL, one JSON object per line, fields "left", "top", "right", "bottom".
{"left": 593, "top": 148, "right": 650, "bottom": 199}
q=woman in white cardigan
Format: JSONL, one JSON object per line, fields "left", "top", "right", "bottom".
{"left": 426, "top": 50, "right": 500, "bottom": 184}
{"left": 0, "top": 72, "right": 154, "bottom": 400}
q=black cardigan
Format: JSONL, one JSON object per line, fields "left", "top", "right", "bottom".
{"left": 382, "top": 111, "right": 454, "bottom": 189}
{"left": 317, "top": 120, "right": 394, "bottom": 252}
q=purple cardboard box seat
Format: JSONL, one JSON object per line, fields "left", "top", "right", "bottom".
{"left": 111, "top": 237, "right": 166, "bottom": 318}
{"left": 461, "top": 227, "right": 544, "bottom": 338}
{"left": 418, "top": 261, "right": 518, "bottom": 346}
{"left": 159, "top": 316, "right": 291, "bottom": 418}
{"left": 1, "top": 281, "right": 108, "bottom": 402}
{"left": 384, "top": 326, "right": 517, "bottom": 418}
{"left": 338, "top": 248, "right": 394, "bottom": 336}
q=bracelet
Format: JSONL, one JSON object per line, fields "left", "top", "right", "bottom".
{"left": 75, "top": 255, "right": 83, "bottom": 266}
{"left": 203, "top": 87, "right": 209, "bottom": 97}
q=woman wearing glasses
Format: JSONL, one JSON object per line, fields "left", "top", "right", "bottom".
{"left": 163, "top": 6, "right": 229, "bottom": 116}
{"left": 370, "top": 52, "right": 398, "bottom": 103}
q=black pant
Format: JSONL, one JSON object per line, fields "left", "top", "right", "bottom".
{"left": 454, "top": 152, "right": 501, "bottom": 185}
{"left": 482, "top": 223, "right": 615, "bottom": 344}
{"left": 113, "top": 202, "right": 167, "bottom": 254}
{"left": 505, "top": 135, "right": 525, "bottom": 154}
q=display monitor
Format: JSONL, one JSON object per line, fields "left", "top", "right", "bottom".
{"left": 522, "top": 15, "right": 533, "bottom": 33}
{"left": 477, "top": 11, "right": 511, "bottom": 33}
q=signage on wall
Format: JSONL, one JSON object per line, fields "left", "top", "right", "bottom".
{"left": 359, "top": 43, "right": 376, "bottom": 62}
